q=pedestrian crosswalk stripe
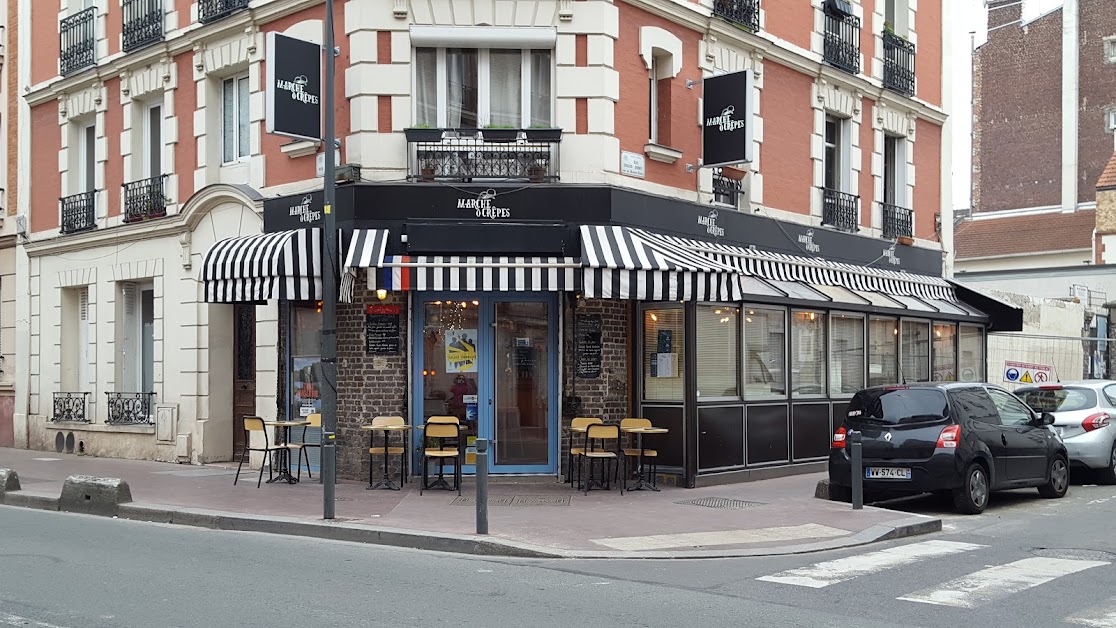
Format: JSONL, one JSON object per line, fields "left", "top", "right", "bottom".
{"left": 897, "top": 557, "right": 1109, "bottom": 608}
{"left": 756, "top": 540, "right": 987, "bottom": 588}
{"left": 1066, "top": 596, "right": 1116, "bottom": 627}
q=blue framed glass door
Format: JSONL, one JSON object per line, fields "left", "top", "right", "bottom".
{"left": 413, "top": 293, "right": 558, "bottom": 475}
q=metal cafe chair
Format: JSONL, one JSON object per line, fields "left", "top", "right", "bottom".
{"left": 420, "top": 422, "right": 463, "bottom": 496}
{"left": 581, "top": 424, "right": 624, "bottom": 496}
{"left": 368, "top": 415, "right": 409, "bottom": 487}
{"left": 234, "top": 416, "right": 290, "bottom": 488}
{"left": 621, "top": 417, "right": 659, "bottom": 488}
{"left": 567, "top": 417, "right": 603, "bottom": 488}
{"left": 290, "top": 413, "right": 322, "bottom": 481}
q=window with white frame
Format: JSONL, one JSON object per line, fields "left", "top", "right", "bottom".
{"left": 222, "top": 75, "right": 250, "bottom": 163}
{"left": 78, "top": 121, "right": 96, "bottom": 193}
{"left": 883, "top": 134, "right": 902, "bottom": 205}
{"left": 1106, "top": 108, "right": 1116, "bottom": 133}
{"left": 823, "top": 115, "right": 848, "bottom": 192}
{"left": 60, "top": 286, "right": 90, "bottom": 393}
{"left": 884, "top": 0, "right": 909, "bottom": 34}
{"left": 144, "top": 101, "right": 162, "bottom": 179}
{"left": 649, "top": 54, "right": 674, "bottom": 146}
{"left": 1104, "top": 37, "right": 1116, "bottom": 64}
{"left": 413, "top": 47, "right": 552, "bottom": 128}
{"left": 118, "top": 282, "right": 154, "bottom": 393}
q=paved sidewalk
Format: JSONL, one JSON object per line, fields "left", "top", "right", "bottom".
{"left": 0, "top": 448, "right": 939, "bottom": 558}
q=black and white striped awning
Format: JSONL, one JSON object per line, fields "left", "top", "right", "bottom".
{"left": 341, "top": 229, "right": 390, "bottom": 299}
{"left": 369, "top": 256, "right": 581, "bottom": 292}
{"left": 645, "top": 231, "right": 956, "bottom": 302}
{"left": 580, "top": 225, "right": 743, "bottom": 301}
{"left": 202, "top": 228, "right": 321, "bottom": 303}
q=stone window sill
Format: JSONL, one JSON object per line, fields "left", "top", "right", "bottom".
{"left": 280, "top": 140, "right": 322, "bottom": 159}
{"left": 644, "top": 143, "right": 683, "bottom": 164}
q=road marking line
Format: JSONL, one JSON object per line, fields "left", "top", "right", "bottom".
{"left": 897, "top": 557, "right": 1109, "bottom": 608}
{"left": 0, "top": 612, "right": 71, "bottom": 628}
{"left": 1066, "top": 596, "right": 1116, "bottom": 627}
{"left": 756, "top": 540, "right": 987, "bottom": 588}
{"left": 590, "top": 524, "right": 849, "bottom": 551}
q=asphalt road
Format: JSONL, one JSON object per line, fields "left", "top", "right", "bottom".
{"left": 3, "top": 479, "right": 1116, "bottom": 627}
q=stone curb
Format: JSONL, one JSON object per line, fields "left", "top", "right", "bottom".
{"left": 0, "top": 468, "right": 941, "bottom": 560}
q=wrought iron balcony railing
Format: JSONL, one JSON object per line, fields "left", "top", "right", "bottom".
{"left": 822, "top": 188, "right": 860, "bottom": 232}
{"left": 122, "top": 0, "right": 164, "bottom": 52}
{"left": 198, "top": 0, "right": 251, "bottom": 24}
{"left": 123, "top": 175, "right": 168, "bottom": 223}
{"left": 712, "top": 169, "right": 742, "bottom": 207}
{"left": 60, "top": 7, "right": 96, "bottom": 76}
{"left": 406, "top": 128, "right": 562, "bottom": 183}
{"left": 823, "top": 11, "right": 861, "bottom": 75}
{"left": 712, "top": 0, "right": 760, "bottom": 32}
{"left": 882, "top": 202, "right": 914, "bottom": 239}
{"left": 106, "top": 392, "right": 155, "bottom": 425}
{"left": 882, "top": 31, "right": 916, "bottom": 96}
{"left": 52, "top": 392, "right": 91, "bottom": 423}
{"left": 60, "top": 191, "right": 97, "bottom": 234}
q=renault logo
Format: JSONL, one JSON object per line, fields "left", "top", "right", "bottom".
{"left": 884, "top": 432, "right": 893, "bottom": 442}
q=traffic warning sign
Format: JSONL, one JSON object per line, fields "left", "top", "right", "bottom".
{"left": 1002, "top": 360, "right": 1054, "bottom": 385}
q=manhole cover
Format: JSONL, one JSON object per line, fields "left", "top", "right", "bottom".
{"left": 1032, "top": 548, "right": 1116, "bottom": 561}
{"left": 674, "top": 497, "right": 766, "bottom": 509}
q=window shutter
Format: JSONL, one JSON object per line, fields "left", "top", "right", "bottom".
{"left": 77, "top": 287, "right": 90, "bottom": 391}
{"left": 696, "top": 306, "right": 739, "bottom": 398}
{"left": 121, "top": 283, "right": 140, "bottom": 391}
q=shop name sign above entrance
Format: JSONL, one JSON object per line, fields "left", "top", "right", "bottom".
{"left": 265, "top": 32, "right": 322, "bottom": 142}
{"left": 698, "top": 210, "right": 725, "bottom": 237}
{"left": 701, "top": 70, "right": 755, "bottom": 168}
{"left": 458, "top": 189, "right": 512, "bottom": 219}
{"left": 289, "top": 194, "right": 321, "bottom": 224}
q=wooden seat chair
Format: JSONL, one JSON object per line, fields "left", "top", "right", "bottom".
{"left": 234, "top": 416, "right": 290, "bottom": 488}
{"left": 368, "top": 415, "right": 409, "bottom": 488}
{"left": 582, "top": 424, "right": 624, "bottom": 495}
{"left": 567, "top": 417, "right": 603, "bottom": 488}
{"left": 290, "top": 413, "right": 322, "bottom": 481}
{"left": 421, "top": 422, "right": 463, "bottom": 495}
{"left": 620, "top": 417, "right": 658, "bottom": 487}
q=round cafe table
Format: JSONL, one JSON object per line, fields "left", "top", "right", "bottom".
{"left": 360, "top": 423, "right": 411, "bottom": 490}
{"left": 620, "top": 426, "right": 668, "bottom": 491}
{"left": 263, "top": 420, "right": 310, "bottom": 484}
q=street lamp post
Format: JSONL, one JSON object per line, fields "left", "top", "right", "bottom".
{"left": 320, "top": 0, "right": 338, "bottom": 520}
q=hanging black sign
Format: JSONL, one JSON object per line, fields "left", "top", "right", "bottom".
{"left": 702, "top": 70, "right": 754, "bottom": 168}
{"left": 575, "top": 313, "right": 603, "bottom": 379}
{"left": 365, "top": 305, "right": 401, "bottom": 355}
{"left": 266, "top": 32, "right": 322, "bottom": 141}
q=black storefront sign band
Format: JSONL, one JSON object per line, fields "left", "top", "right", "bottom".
{"left": 265, "top": 32, "right": 322, "bottom": 142}
{"left": 365, "top": 305, "right": 401, "bottom": 355}
{"left": 575, "top": 313, "right": 603, "bottom": 379}
{"left": 702, "top": 70, "right": 754, "bottom": 168}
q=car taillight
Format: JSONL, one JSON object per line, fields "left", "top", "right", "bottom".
{"left": 832, "top": 426, "right": 847, "bottom": 449}
{"left": 1082, "top": 413, "right": 1111, "bottom": 432}
{"left": 936, "top": 425, "right": 961, "bottom": 449}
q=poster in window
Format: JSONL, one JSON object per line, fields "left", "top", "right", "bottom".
{"left": 445, "top": 329, "right": 478, "bottom": 373}
{"left": 291, "top": 357, "right": 322, "bottom": 418}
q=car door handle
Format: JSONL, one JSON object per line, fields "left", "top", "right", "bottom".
{"left": 1001, "top": 434, "right": 1008, "bottom": 446}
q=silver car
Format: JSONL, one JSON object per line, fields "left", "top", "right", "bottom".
{"left": 1016, "top": 381, "right": 1116, "bottom": 484}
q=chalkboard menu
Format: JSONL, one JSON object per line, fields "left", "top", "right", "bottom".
{"left": 365, "top": 304, "right": 401, "bottom": 355}
{"left": 575, "top": 313, "right": 603, "bottom": 378}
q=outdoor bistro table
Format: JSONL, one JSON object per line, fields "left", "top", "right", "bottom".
{"left": 417, "top": 423, "right": 468, "bottom": 491}
{"left": 263, "top": 420, "right": 310, "bottom": 484}
{"left": 361, "top": 423, "right": 411, "bottom": 490}
{"left": 620, "top": 426, "right": 668, "bottom": 491}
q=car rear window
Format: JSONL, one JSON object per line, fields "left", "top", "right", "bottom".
{"left": 1016, "top": 387, "right": 1097, "bottom": 413}
{"left": 847, "top": 388, "right": 949, "bottom": 425}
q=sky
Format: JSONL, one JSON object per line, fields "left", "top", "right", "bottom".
{"left": 950, "top": 0, "right": 1064, "bottom": 209}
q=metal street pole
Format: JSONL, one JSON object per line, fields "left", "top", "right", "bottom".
{"left": 320, "top": 0, "right": 338, "bottom": 520}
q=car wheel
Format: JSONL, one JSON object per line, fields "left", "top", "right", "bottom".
{"left": 1038, "top": 455, "right": 1070, "bottom": 498}
{"left": 829, "top": 483, "right": 851, "bottom": 502}
{"left": 1098, "top": 443, "right": 1116, "bottom": 485}
{"left": 953, "top": 462, "right": 989, "bottom": 515}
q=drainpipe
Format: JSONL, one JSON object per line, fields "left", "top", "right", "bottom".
{"left": 1062, "top": 0, "right": 1079, "bottom": 214}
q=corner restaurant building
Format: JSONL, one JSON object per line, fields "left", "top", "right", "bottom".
{"left": 204, "top": 182, "right": 1022, "bottom": 487}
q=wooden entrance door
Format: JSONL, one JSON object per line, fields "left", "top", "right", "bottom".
{"left": 232, "top": 304, "right": 256, "bottom": 461}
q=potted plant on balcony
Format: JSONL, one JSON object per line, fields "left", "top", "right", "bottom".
{"left": 482, "top": 125, "right": 520, "bottom": 143}
{"left": 525, "top": 126, "right": 562, "bottom": 142}
{"left": 527, "top": 159, "right": 548, "bottom": 183}
{"left": 896, "top": 234, "right": 914, "bottom": 246}
{"left": 404, "top": 125, "right": 444, "bottom": 143}
{"left": 719, "top": 166, "right": 748, "bottom": 181}
{"left": 418, "top": 156, "right": 437, "bottom": 182}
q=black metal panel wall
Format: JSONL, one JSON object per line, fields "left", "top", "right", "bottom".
{"left": 792, "top": 403, "right": 832, "bottom": 461}
{"left": 642, "top": 405, "right": 685, "bottom": 468}
{"left": 698, "top": 405, "right": 745, "bottom": 470}
{"left": 746, "top": 404, "right": 789, "bottom": 465}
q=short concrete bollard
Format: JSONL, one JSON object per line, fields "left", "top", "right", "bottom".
{"left": 0, "top": 469, "right": 21, "bottom": 498}
{"left": 814, "top": 478, "right": 831, "bottom": 500}
{"left": 60, "top": 475, "right": 133, "bottom": 516}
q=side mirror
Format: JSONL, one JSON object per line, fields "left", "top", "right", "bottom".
{"left": 1040, "top": 412, "right": 1056, "bottom": 426}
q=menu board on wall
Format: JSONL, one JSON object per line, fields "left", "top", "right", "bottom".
{"left": 575, "top": 313, "right": 603, "bottom": 379}
{"left": 365, "top": 305, "right": 401, "bottom": 355}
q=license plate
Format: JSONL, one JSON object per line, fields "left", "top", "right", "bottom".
{"left": 866, "top": 467, "right": 912, "bottom": 479}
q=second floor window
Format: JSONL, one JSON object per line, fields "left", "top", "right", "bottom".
{"left": 883, "top": 135, "right": 898, "bottom": 205}
{"left": 823, "top": 116, "right": 844, "bottom": 192}
{"left": 144, "top": 103, "right": 162, "bottom": 178}
{"left": 80, "top": 122, "right": 96, "bottom": 192}
{"left": 414, "top": 47, "right": 552, "bottom": 128}
{"left": 222, "top": 75, "right": 249, "bottom": 163}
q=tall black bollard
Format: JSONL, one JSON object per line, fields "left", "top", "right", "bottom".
{"left": 476, "top": 438, "right": 489, "bottom": 534}
{"left": 849, "top": 430, "right": 863, "bottom": 510}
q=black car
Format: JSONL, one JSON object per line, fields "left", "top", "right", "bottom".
{"left": 828, "top": 382, "right": 1070, "bottom": 514}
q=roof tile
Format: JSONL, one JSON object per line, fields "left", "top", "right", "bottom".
{"left": 1098, "top": 153, "right": 1116, "bottom": 191}
{"left": 954, "top": 209, "right": 1095, "bottom": 259}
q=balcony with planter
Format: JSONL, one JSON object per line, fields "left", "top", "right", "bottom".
{"left": 882, "top": 30, "right": 916, "bottom": 96}
{"left": 822, "top": 3, "right": 861, "bottom": 75}
{"left": 882, "top": 202, "right": 914, "bottom": 241}
{"left": 198, "top": 0, "right": 250, "bottom": 24}
{"left": 122, "top": 0, "right": 163, "bottom": 53}
{"left": 405, "top": 128, "right": 562, "bottom": 183}
{"left": 123, "top": 175, "right": 169, "bottom": 223}
{"left": 821, "top": 188, "right": 860, "bottom": 232}
{"left": 60, "top": 7, "right": 96, "bottom": 76}
{"left": 712, "top": 0, "right": 760, "bottom": 32}
{"left": 60, "top": 191, "right": 97, "bottom": 234}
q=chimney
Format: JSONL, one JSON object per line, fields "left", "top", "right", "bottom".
{"left": 986, "top": 0, "right": 1023, "bottom": 32}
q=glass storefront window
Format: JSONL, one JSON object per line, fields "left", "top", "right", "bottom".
{"left": 697, "top": 305, "right": 740, "bottom": 398}
{"left": 792, "top": 311, "right": 826, "bottom": 395}
{"left": 830, "top": 313, "right": 865, "bottom": 396}
{"left": 643, "top": 308, "right": 685, "bottom": 401}
{"left": 868, "top": 317, "right": 898, "bottom": 387}
{"left": 932, "top": 323, "right": 957, "bottom": 382}
{"left": 958, "top": 325, "right": 985, "bottom": 382}
{"left": 901, "top": 320, "right": 931, "bottom": 383}
{"left": 744, "top": 307, "right": 786, "bottom": 397}
{"left": 289, "top": 303, "right": 323, "bottom": 421}
{"left": 422, "top": 300, "right": 481, "bottom": 434}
